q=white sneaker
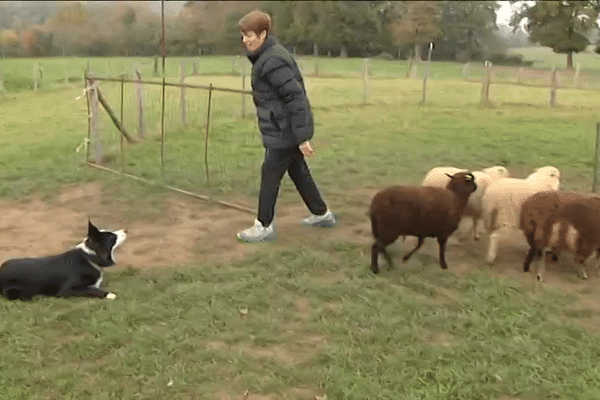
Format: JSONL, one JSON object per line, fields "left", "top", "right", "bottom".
{"left": 236, "top": 219, "right": 277, "bottom": 243}
{"left": 301, "top": 210, "right": 338, "bottom": 228}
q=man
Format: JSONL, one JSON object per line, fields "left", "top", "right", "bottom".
{"left": 236, "top": 10, "right": 337, "bottom": 243}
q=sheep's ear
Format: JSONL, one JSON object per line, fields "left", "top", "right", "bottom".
{"left": 445, "top": 173, "right": 453, "bottom": 178}
{"left": 466, "top": 173, "right": 474, "bottom": 181}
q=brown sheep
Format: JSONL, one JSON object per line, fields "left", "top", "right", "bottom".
{"left": 369, "top": 172, "right": 477, "bottom": 273}
{"left": 519, "top": 190, "right": 600, "bottom": 281}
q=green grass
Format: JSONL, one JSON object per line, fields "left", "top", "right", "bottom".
{"left": 2, "top": 250, "right": 600, "bottom": 400}
{"left": 3, "top": 60, "right": 600, "bottom": 399}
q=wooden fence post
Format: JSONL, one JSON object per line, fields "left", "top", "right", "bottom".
{"left": 89, "top": 80, "right": 102, "bottom": 163}
{"left": 421, "top": 42, "right": 433, "bottom": 104}
{"left": 573, "top": 63, "right": 580, "bottom": 88}
{"left": 135, "top": 67, "right": 145, "bottom": 139}
{"left": 481, "top": 61, "right": 491, "bottom": 103}
{"left": 362, "top": 58, "right": 370, "bottom": 105}
{"left": 549, "top": 66, "right": 557, "bottom": 107}
{"left": 33, "top": 63, "right": 39, "bottom": 90}
{"left": 192, "top": 60, "right": 198, "bottom": 75}
{"left": 180, "top": 60, "right": 187, "bottom": 125}
{"left": 517, "top": 67, "right": 523, "bottom": 85}
{"left": 594, "top": 122, "right": 600, "bottom": 193}
{"left": 462, "top": 62, "right": 470, "bottom": 80}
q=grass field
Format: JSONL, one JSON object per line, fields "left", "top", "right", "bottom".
{"left": 2, "top": 45, "right": 600, "bottom": 94}
{"left": 2, "top": 53, "right": 600, "bottom": 399}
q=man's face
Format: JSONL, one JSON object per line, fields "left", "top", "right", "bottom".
{"left": 242, "top": 30, "right": 266, "bottom": 52}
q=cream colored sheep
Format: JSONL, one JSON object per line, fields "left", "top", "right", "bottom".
{"left": 481, "top": 166, "right": 561, "bottom": 264}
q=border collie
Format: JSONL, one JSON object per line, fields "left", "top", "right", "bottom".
{"left": 0, "top": 220, "right": 127, "bottom": 301}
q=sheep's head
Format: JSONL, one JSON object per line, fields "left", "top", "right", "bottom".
{"left": 530, "top": 166, "right": 561, "bottom": 190}
{"left": 445, "top": 172, "right": 477, "bottom": 195}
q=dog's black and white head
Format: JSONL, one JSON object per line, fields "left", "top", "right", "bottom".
{"left": 76, "top": 220, "right": 127, "bottom": 267}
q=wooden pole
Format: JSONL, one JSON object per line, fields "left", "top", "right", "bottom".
{"left": 205, "top": 84, "right": 213, "bottom": 185}
{"left": 96, "top": 87, "right": 135, "bottom": 143}
{"left": 84, "top": 73, "right": 91, "bottom": 163}
{"left": 120, "top": 75, "right": 125, "bottom": 172}
{"left": 480, "top": 61, "right": 488, "bottom": 103}
{"left": 160, "top": 0, "right": 166, "bottom": 182}
{"left": 574, "top": 63, "right": 580, "bottom": 88}
{"left": 594, "top": 122, "right": 600, "bottom": 193}
{"left": 87, "top": 162, "right": 256, "bottom": 214}
{"left": 89, "top": 81, "right": 101, "bottom": 163}
{"left": 421, "top": 42, "right": 433, "bottom": 104}
{"left": 33, "top": 63, "right": 38, "bottom": 90}
{"left": 549, "top": 66, "right": 557, "bottom": 107}
{"left": 180, "top": 60, "right": 187, "bottom": 125}
{"left": 135, "top": 68, "right": 145, "bottom": 139}
{"left": 362, "top": 58, "right": 369, "bottom": 105}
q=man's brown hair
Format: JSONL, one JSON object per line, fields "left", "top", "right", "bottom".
{"left": 238, "top": 10, "right": 272, "bottom": 37}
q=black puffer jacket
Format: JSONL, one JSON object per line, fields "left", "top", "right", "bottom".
{"left": 247, "top": 36, "right": 314, "bottom": 149}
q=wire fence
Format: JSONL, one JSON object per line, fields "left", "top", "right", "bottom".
{"left": 84, "top": 64, "right": 265, "bottom": 213}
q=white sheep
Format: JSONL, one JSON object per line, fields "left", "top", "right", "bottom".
{"left": 421, "top": 165, "right": 510, "bottom": 241}
{"left": 481, "top": 165, "right": 561, "bottom": 264}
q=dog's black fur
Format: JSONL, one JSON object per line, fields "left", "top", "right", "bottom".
{"left": 0, "top": 220, "right": 126, "bottom": 301}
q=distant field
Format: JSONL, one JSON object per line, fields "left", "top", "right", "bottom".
{"left": 509, "top": 45, "right": 600, "bottom": 71}
{"left": 2, "top": 48, "right": 600, "bottom": 95}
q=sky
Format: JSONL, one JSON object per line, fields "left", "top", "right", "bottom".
{"left": 149, "top": 0, "right": 522, "bottom": 27}
{"left": 496, "top": 1, "right": 513, "bottom": 25}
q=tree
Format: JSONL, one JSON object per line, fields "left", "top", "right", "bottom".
{"left": 510, "top": 0, "right": 600, "bottom": 69}
{"left": 437, "top": 1, "right": 500, "bottom": 61}
{"left": 385, "top": 1, "right": 442, "bottom": 60}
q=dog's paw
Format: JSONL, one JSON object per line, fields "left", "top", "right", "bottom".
{"left": 106, "top": 292, "right": 117, "bottom": 300}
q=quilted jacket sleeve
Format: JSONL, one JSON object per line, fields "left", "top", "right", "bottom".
{"left": 261, "top": 56, "right": 313, "bottom": 145}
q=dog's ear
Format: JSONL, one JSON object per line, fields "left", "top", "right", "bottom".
{"left": 88, "top": 219, "right": 100, "bottom": 237}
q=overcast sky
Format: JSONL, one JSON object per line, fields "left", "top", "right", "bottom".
{"left": 10, "top": 1, "right": 524, "bottom": 26}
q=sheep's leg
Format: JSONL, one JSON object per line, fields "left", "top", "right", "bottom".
{"left": 537, "top": 248, "right": 555, "bottom": 282}
{"left": 472, "top": 217, "right": 483, "bottom": 241}
{"left": 371, "top": 243, "right": 381, "bottom": 274}
{"left": 403, "top": 237, "right": 424, "bottom": 262}
{"left": 437, "top": 236, "right": 449, "bottom": 270}
{"left": 382, "top": 248, "right": 394, "bottom": 270}
{"left": 371, "top": 242, "right": 395, "bottom": 273}
{"left": 486, "top": 230, "right": 500, "bottom": 264}
{"left": 523, "top": 246, "right": 537, "bottom": 273}
{"left": 574, "top": 246, "right": 593, "bottom": 280}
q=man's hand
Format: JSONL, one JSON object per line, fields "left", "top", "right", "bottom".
{"left": 299, "top": 141, "right": 314, "bottom": 157}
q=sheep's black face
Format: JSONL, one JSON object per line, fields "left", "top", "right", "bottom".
{"left": 445, "top": 172, "right": 477, "bottom": 194}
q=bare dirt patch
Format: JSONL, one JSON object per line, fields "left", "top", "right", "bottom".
{"left": 0, "top": 183, "right": 356, "bottom": 271}
{"left": 4, "top": 182, "right": 600, "bottom": 333}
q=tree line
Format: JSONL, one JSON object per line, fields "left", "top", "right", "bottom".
{"left": 0, "top": 1, "right": 598, "bottom": 69}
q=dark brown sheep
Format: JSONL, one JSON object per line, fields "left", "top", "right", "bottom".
{"left": 519, "top": 190, "right": 600, "bottom": 281}
{"left": 369, "top": 172, "right": 477, "bottom": 273}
